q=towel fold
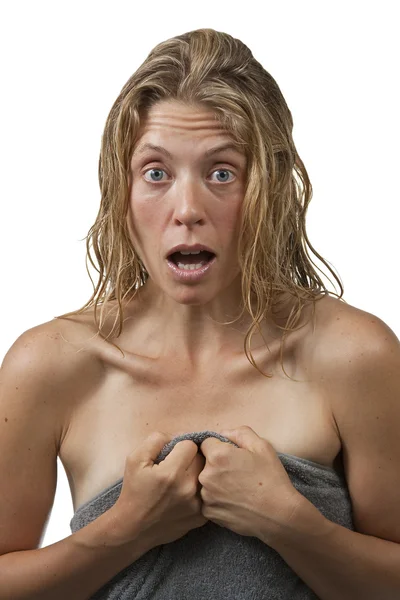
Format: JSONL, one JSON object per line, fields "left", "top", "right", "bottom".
{"left": 70, "top": 431, "right": 354, "bottom": 599}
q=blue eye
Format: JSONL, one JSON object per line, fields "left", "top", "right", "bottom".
{"left": 210, "top": 169, "right": 235, "bottom": 183}
{"left": 143, "top": 168, "right": 166, "bottom": 182}
{"left": 142, "top": 168, "right": 235, "bottom": 184}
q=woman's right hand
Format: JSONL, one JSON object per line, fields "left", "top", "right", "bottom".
{"left": 109, "top": 431, "right": 209, "bottom": 549}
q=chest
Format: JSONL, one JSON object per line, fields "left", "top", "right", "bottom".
{"left": 59, "top": 350, "right": 341, "bottom": 513}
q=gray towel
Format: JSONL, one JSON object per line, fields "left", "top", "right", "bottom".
{"left": 70, "top": 431, "right": 354, "bottom": 599}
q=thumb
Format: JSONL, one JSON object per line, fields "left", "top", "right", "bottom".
{"left": 219, "top": 428, "right": 243, "bottom": 448}
{"left": 219, "top": 426, "right": 262, "bottom": 451}
{"left": 131, "top": 431, "right": 172, "bottom": 466}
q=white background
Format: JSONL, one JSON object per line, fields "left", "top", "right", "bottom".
{"left": 1, "top": 1, "right": 398, "bottom": 549}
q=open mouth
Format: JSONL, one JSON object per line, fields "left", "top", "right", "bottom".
{"left": 167, "top": 250, "right": 216, "bottom": 271}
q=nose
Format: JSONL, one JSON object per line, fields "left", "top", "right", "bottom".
{"left": 171, "top": 177, "right": 205, "bottom": 228}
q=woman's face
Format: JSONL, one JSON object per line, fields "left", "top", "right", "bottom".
{"left": 127, "top": 99, "right": 248, "bottom": 305}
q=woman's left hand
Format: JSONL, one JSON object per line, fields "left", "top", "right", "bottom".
{"left": 199, "top": 425, "right": 305, "bottom": 544}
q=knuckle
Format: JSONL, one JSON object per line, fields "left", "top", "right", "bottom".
{"left": 185, "top": 481, "right": 198, "bottom": 499}
{"left": 212, "top": 446, "right": 229, "bottom": 464}
{"left": 198, "top": 470, "right": 207, "bottom": 485}
{"left": 160, "top": 465, "right": 177, "bottom": 485}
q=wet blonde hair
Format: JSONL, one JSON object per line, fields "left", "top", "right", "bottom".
{"left": 55, "top": 27, "right": 345, "bottom": 379}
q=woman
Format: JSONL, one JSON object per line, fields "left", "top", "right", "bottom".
{"left": 1, "top": 28, "right": 399, "bottom": 599}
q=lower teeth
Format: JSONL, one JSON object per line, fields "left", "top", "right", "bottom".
{"left": 176, "top": 261, "right": 206, "bottom": 271}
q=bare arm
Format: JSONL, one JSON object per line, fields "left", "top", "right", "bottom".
{"left": 0, "top": 325, "right": 152, "bottom": 599}
{"left": 266, "top": 494, "right": 400, "bottom": 600}
{"left": 264, "top": 314, "right": 400, "bottom": 600}
{"left": 0, "top": 507, "right": 151, "bottom": 600}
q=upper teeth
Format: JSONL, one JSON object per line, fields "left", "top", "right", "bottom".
{"left": 180, "top": 250, "right": 201, "bottom": 255}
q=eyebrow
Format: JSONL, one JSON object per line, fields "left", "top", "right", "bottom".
{"left": 133, "top": 142, "right": 245, "bottom": 160}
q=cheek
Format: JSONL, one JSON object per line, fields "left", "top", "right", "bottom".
{"left": 132, "top": 206, "right": 153, "bottom": 229}
{"left": 128, "top": 201, "right": 162, "bottom": 251}
{"left": 216, "top": 206, "right": 241, "bottom": 240}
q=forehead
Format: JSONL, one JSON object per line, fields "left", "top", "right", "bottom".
{"left": 133, "top": 99, "right": 244, "bottom": 155}
{"left": 140, "top": 99, "right": 222, "bottom": 128}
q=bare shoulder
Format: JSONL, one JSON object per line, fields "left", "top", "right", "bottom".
{"left": 310, "top": 300, "right": 400, "bottom": 542}
{"left": 0, "top": 313, "right": 107, "bottom": 554}
{"left": 9, "top": 309, "right": 104, "bottom": 371}
{"left": 2, "top": 311, "right": 105, "bottom": 453}
{"left": 311, "top": 294, "right": 398, "bottom": 365}
{"left": 309, "top": 293, "right": 399, "bottom": 418}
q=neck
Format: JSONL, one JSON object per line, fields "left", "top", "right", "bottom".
{"left": 123, "top": 278, "right": 292, "bottom": 368}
